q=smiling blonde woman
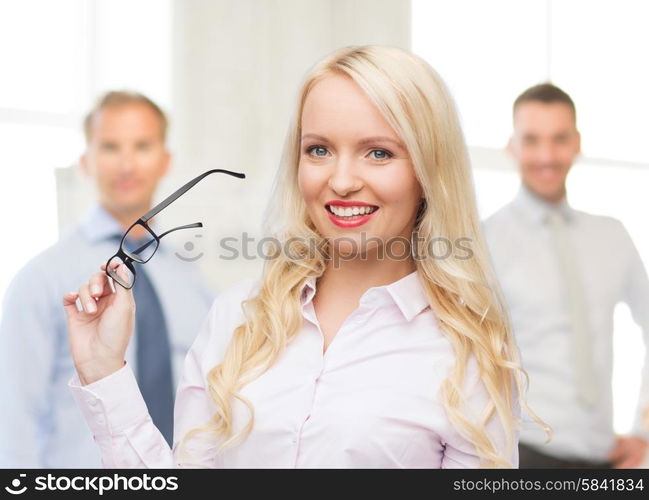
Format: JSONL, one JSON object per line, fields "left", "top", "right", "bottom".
{"left": 63, "top": 45, "right": 547, "bottom": 468}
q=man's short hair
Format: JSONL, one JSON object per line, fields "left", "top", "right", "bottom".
{"left": 83, "top": 90, "right": 168, "bottom": 143}
{"left": 513, "top": 83, "right": 576, "bottom": 123}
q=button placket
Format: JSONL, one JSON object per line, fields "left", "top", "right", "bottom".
{"left": 292, "top": 329, "right": 326, "bottom": 467}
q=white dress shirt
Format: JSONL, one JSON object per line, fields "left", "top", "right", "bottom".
{"left": 484, "top": 186, "right": 649, "bottom": 462}
{"left": 68, "top": 271, "right": 519, "bottom": 468}
{"left": 0, "top": 204, "right": 214, "bottom": 468}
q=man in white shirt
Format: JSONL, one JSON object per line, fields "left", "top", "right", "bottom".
{"left": 484, "top": 83, "right": 649, "bottom": 468}
{"left": 0, "top": 91, "right": 214, "bottom": 467}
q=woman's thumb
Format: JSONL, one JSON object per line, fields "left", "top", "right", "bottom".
{"left": 113, "top": 263, "right": 136, "bottom": 309}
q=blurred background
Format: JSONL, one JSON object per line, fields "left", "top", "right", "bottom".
{"left": 0, "top": 0, "right": 646, "bottom": 436}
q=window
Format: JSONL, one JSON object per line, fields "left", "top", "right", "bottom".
{"left": 0, "top": 0, "right": 171, "bottom": 312}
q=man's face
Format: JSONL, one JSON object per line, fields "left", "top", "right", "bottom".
{"left": 81, "top": 103, "right": 170, "bottom": 215}
{"left": 508, "top": 101, "right": 580, "bottom": 203}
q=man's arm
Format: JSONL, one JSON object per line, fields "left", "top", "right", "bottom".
{"left": 0, "top": 260, "right": 57, "bottom": 467}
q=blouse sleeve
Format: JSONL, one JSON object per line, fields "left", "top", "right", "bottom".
{"left": 439, "top": 356, "right": 521, "bottom": 468}
{"left": 68, "top": 297, "right": 222, "bottom": 468}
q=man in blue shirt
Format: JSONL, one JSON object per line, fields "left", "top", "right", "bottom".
{"left": 0, "top": 91, "right": 214, "bottom": 467}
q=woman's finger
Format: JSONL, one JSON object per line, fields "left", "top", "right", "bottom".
{"left": 88, "top": 271, "right": 113, "bottom": 299}
{"left": 118, "top": 264, "right": 136, "bottom": 301}
{"left": 77, "top": 284, "right": 96, "bottom": 314}
{"left": 62, "top": 291, "right": 80, "bottom": 317}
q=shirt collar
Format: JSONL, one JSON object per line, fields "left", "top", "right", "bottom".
{"left": 512, "top": 184, "right": 575, "bottom": 226}
{"left": 79, "top": 203, "right": 166, "bottom": 251}
{"left": 300, "top": 270, "right": 430, "bottom": 322}
{"left": 79, "top": 204, "right": 124, "bottom": 243}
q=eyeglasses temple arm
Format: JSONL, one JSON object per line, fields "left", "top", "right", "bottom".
{"left": 140, "top": 169, "right": 245, "bottom": 223}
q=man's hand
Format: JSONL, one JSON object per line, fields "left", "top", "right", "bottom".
{"left": 609, "top": 435, "right": 649, "bottom": 469}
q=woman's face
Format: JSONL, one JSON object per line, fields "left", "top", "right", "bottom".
{"left": 298, "top": 74, "right": 423, "bottom": 258}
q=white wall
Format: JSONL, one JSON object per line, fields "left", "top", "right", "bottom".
{"left": 165, "top": 0, "right": 411, "bottom": 290}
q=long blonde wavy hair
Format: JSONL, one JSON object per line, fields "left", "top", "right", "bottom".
{"left": 180, "top": 45, "right": 549, "bottom": 467}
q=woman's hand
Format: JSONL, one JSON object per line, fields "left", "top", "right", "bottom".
{"left": 63, "top": 261, "right": 136, "bottom": 386}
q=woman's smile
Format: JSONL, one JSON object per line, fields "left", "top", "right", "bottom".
{"left": 325, "top": 200, "right": 380, "bottom": 227}
{"left": 325, "top": 207, "right": 378, "bottom": 227}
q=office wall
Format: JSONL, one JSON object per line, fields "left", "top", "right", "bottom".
{"left": 167, "top": 0, "right": 411, "bottom": 289}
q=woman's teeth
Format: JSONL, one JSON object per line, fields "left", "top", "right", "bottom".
{"left": 328, "top": 205, "right": 377, "bottom": 217}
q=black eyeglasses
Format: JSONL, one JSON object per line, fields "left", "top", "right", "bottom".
{"left": 106, "top": 168, "right": 246, "bottom": 289}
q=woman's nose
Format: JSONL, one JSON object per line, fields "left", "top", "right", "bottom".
{"left": 327, "top": 156, "right": 363, "bottom": 196}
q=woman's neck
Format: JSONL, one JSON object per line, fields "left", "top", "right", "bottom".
{"left": 317, "top": 247, "right": 417, "bottom": 296}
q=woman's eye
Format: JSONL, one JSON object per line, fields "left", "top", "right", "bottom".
{"left": 369, "top": 149, "right": 392, "bottom": 160}
{"left": 307, "top": 146, "right": 329, "bottom": 157}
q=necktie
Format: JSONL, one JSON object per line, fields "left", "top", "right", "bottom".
{"left": 110, "top": 234, "right": 175, "bottom": 446}
{"left": 545, "top": 210, "right": 597, "bottom": 407}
